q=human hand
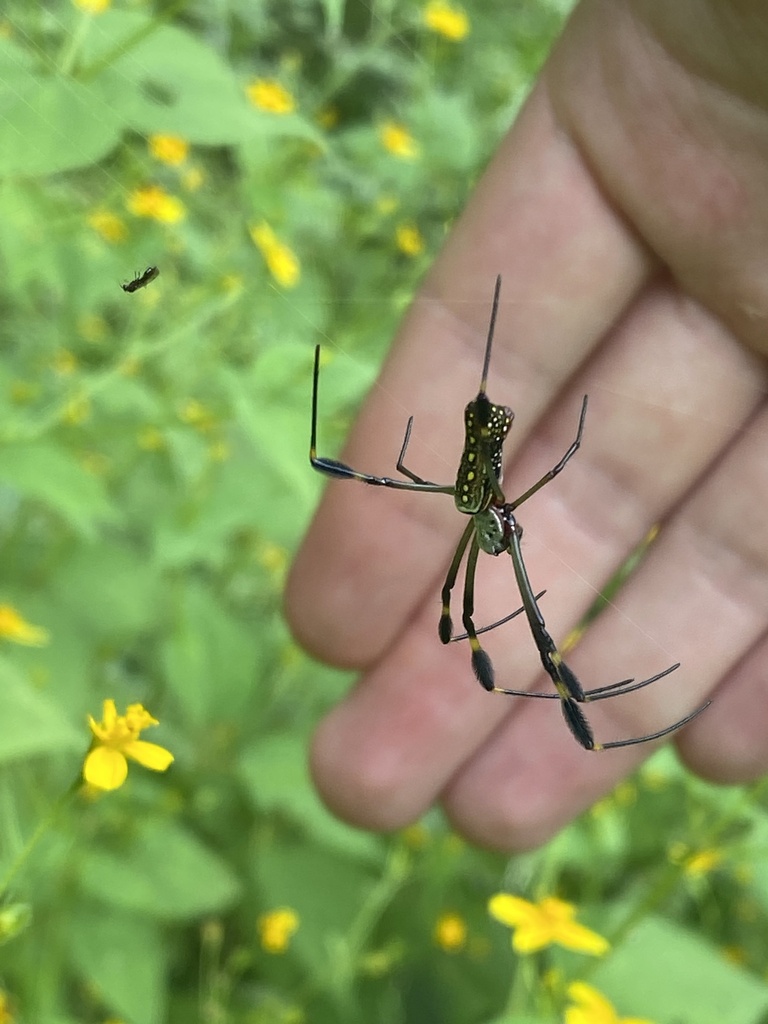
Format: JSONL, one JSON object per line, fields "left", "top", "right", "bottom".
{"left": 285, "top": 0, "right": 768, "bottom": 850}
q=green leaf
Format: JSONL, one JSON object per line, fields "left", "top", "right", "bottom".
{"left": 0, "top": 657, "right": 80, "bottom": 764}
{"left": 50, "top": 541, "right": 162, "bottom": 639}
{"left": 593, "top": 915, "right": 768, "bottom": 1024}
{"left": 82, "top": 11, "right": 322, "bottom": 146}
{"left": 254, "top": 837, "right": 379, "bottom": 980}
{"left": 481, "top": 1018, "right": 551, "bottom": 1024}
{"left": 160, "top": 581, "right": 259, "bottom": 726}
{"left": 318, "top": 0, "right": 346, "bottom": 38}
{"left": 240, "top": 733, "right": 383, "bottom": 862}
{"left": 0, "top": 58, "right": 121, "bottom": 176}
{"left": 0, "top": 442, "right": 117, "bottom": 538}
{"left": 69, "top": 902, "right": 167, "bottom": 1024}
{"left": 79, "top": 819, "right": 240, "bottom": 920}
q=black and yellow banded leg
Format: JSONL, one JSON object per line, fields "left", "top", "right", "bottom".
{"left": 460, "top": 536, "right": 495, "bottom": 691}
{"left": 438, "top": 520, "right": 475, "bottom": 645}
{"left": 489, "top": 510, "right": 711, "bottom": 750}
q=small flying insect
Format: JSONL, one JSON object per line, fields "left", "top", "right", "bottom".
{"left": 309, "top": 277, "right": 710, "bottom": 750}
{"left": 121, "top": 265, "right": 159, "bottom": 293}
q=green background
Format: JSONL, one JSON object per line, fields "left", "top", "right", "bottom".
{"left": 1, "top": 2, "right": 767, "bottom": 1023}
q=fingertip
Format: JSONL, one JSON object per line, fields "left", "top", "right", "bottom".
{"left": 309, "top": 706, "right": 431, "bottom": 832}
{"left": 440, "top": 700, "right": 640, "bottom": 851}
{"left": 676, "top": 656, "right": 768, "bottom": 784}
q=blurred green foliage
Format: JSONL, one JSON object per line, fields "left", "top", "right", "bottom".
{"left": 1, "top": 2, "right": 768, "bottom": 1023}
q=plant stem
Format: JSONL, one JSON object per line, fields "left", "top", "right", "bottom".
{"left": 0, "top": 781, "right": 78, "bottom": 901}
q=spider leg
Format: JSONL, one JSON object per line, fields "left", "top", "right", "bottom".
{"left": 508, "top": 395, "right": 588, "bottom": 512}
{"left": 492, "top": 517, "right": 711, "bottom": 749}
{"left": 485, "top": 662, "right": 680, "bottom": 700}
{"left": 502, "top": 520, "right": 586, "bottom": 701}
{"left": 311, "top": 346, "right": 453, "bottom": 493}
{"left": 460, "top": 536, "right": 495, "bottom": 690}
{"left": 580, "top": 663, "right": 681, "bottom": 702}
{"left": 449, "top": 590, "right": 547, "bottom": 641}
{"left": 438, "top": 521, "right": 475, "bottom": 645}
{"left": 495, "top": 676, "right": 710, "bottom": 750}
{"left": 395, "top": 417, "right": 436, "bottom": 484}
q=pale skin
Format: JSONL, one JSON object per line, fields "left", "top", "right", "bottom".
{"left": 285, "top": 0, "right": 768, "bottom": 850}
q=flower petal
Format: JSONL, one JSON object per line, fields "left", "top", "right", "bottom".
{"left": 567, "top": 981, "right": 614, "bottom": 1014}
{"left": 511, "top": 922, "right": 556, "bottom": 954}
{"left": 101, "top": 699, "right": 117, "bottom": 727}
{"left": 123, "top": 739, "right": 174, "bottom": 772}
{"left": 124, "top": 704, "right": 158, "bottom": 732}
{"left": 556, "top": 920, "right": 610, "bottom": 956}
{"left": 488, "top": 893, "right": 538, "bottom": 927}
{"left": 565, "top": 1007, "right": 596, "bottom": 1024}
{"left": 540, "top": 895, "right": 576, "bottom": 922}
{"left": 565, "top": 982, "right": 654, "bottom": 1024}
{"left": 84, "top": 747, "right": 128, "bottom": 791}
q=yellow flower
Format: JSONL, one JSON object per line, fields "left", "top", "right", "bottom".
{"left": 565, "top": 981, "right": 654, "bottom": 1024}
{"left": 375, "top": 195, "right": 399, "bottom": 215}
{"left": 257, "top": 541, "right": 288, "bottom": 577}
{"left": 488, "top": 894, "right": 609, "bottom": 956}
{"left": 73, "top": 0, "right": 110, "bottom": 12}
{"left": 51, "top": 349, "right": 77, "bottom": 375}
{"left": 249, "top": 222, "right": 300, "bottom": 288}
{"left": 84, "top": 700, "right": 174, "bottom": 792}
{"left": 613, "top": 780, "right": 636, "bottom": 807}
{"left": 127, "top": 185, "right": 186, "bottom": 224}
{"left": 246, "top": 79, "right": 296, "bottom": 114}
{"left": 0, "top": 605, "right": 49, "bottom": 647}
{"left": 423, "top": 0, "right": 470, "bottom": 40}
{"left": 148, "top": 134, "right": 189, "bottom": 166}
{"left": 178, "top": 398, "right": 216, "bottom": 432}
{"left": 434, "top": 912, "right": 467, "bottom": 952}
{"left": 395, "top": 223, "right": 424, "bottom": 256}
{"left": 62, "top": 394, "right": 91, "bottom": 425}
{"left": 684, "top": 848, "right": 723, "bottom": 877}
{"left": 0, "top": 990, "right": 13, "bottom": 1024}
{"left": 138, "top": 426, "right": 165, "bottom": 451}
{"left": 400, "top": 822, "right": 430, "bottom": 849}
{"left": 379, "top": 121, "right": 419, "bottom": 159}
{"left": 78, "top": 314, "right": 108, "bottom": 344}
{"left": 87, "top": 209, "right": 128, "bottom": 243}
{"left": 257, "top": 908, "right": 299, "bottom": 953}
{"left": 640, "top": 765, "right": 668, "bottom": 791}
{"left": 208, "top": 439, "right": 230, "bottom": 462}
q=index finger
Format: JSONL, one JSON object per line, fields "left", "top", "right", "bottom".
{"left": 285, "top": 82, "right": 654, "bottom": 667}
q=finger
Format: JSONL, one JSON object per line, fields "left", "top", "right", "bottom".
{"left": 286, "top": 80, "right": 654, "bottom": 668}
{"left": 442, "top": 401, "right": 768, "bottom": 850}
{"left": 678, "top": 631, "right": 768, "bottom": 783}
{"left": 553, "top": 0, "right": 768, "bottom": 357}
{"left": 307, "top": 279, "right": 764, "bottom": 836}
